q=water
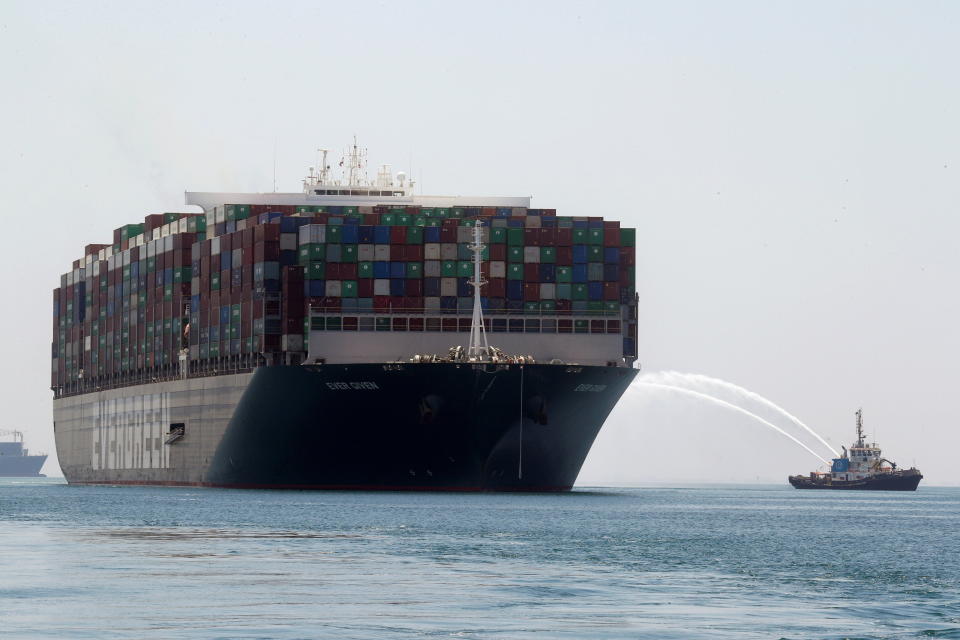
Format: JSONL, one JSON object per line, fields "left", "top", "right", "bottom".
{"left": 2, "top": 479, "right": 958, "bottom": 639}
{"left": 632, "top": 382, "right": 830, "bottom": 464}
{"left": 640, "top": 371, "right": 839, "bottom": 458}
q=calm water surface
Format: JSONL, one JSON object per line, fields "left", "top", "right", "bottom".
{"left": 1, "top": 479, "right": 957, "bottom": 639}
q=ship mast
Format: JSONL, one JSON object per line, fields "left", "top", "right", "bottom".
{"left": 467, "top": 223, "right": 489, "bottom": 358}
{"left": 855, "top": 408, "right": 865, "bottom": 447}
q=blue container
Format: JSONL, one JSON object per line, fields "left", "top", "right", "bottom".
{"left": 191, "top": 294, "right": 200, "bottom": 309}
{"left": 572, "top": 246, "right": 587, "bottom": 264}
{"left": 220, "top": 306, "right": 230, "bottom": 325}
{"left": 374, "top": 225, "right": 391, "bottom": 244}
{"left": 440, "top": 296, "right": 457, "bottom": 310}
{"left": 220, "top": 252, "right": 232, "bottom": 270}
{"left": 588, "top": 282, "right": 603, "bottom": 301}
{"left": 389, "top": 262, "right": 406, "bottom": 278}
{"left": 572, "top": 220, "right": 588, "bottom": 229}
{"left": 604, "top": 264, "right": 619, "bottom": 282}
{"left": 507, "top": 219, "right": 524, "bottom": 228}
{"left": 457, "top": 277, "right": 471, "bottom": 297}
{"left": 341, "top": 298, "right": 358, "bottom": 312}
{"left": 541, "top": 218, "right": 557, "bottom": 228}
{"left": 225, "top": 221, "right": 236, "bottom": 233}
{"left": 389, "top": 278, "right": 405, "bottom": 296}
{"left": 279, "top": 217, "right": 299, "bottom": 233}
{"left": 259, "top": 212, "right": 282, "bottom": 224}
{"left": 424, "top": 226, "right": 441, "bottom": 243}
{"left": 506, "top": 300, "right": 524, "bottom": 312}
{"left": 496, "top": 207, "right": 511, "bottom": 217}
{"left": 210, "top": 326, "right": 220, "bottom": 341}
{"left": 572, "top": 264, "right": 588, "bottom": 282}
{"left": 280, "top": 250, "right": 297, "bottom": 266}
{"left": 487, "top": 297, "right": 505, "bottom": 311}
{"left": 341, "top": 224, "right": 359, "bottom": 244}
{"left": 358, "top": 226, "right": 374, "bottom": 243}
{"left": 507, "top": 280, "right": 523, "bottom": 300}
{"left": 604, "top": 247, "right": 620, "bottom": 264}
{"left": 572, "top": 301, "right": 588, "bottom": 312}
{"left": 424, "top": 277, "right": 441, "bottom": 297}
{"left": 623, "top": 337, "right": 636, "bottom": 356}
{"left": 357, "top": 297, "right": 373, "bottom": 312}
{"left": 373, "top": 262, "right": 390, "bottom": 278}
{"left": 308, "top": 280, "right": 325, "bottom": 296}
{"left": 457, "top": 244, "right": 472, "bottom": 260}
{"left": 539, "top": 264, "right": 556, "bottom": 283}
{"left": 588, "top": 220, "right": 604, "bottom": 229}
{"left": 130, "top": 262, "right": 140, "bottom": 279}
{"left": 163, "top": 268, "right": 173, "bottom": 285}
{"left": 458, "top": 297, "right": 472, "bottom": 312}
{"left": 480, "top": 296, "right": 490, "bottom": 311}
{"left": 214, "top": 222, "right": 226, "bottom": 236}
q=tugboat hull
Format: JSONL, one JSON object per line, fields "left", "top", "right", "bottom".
{"left": 788, "top": 470, "right": 922, "bottom": 491}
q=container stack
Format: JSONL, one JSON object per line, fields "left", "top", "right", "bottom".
{"left": 52, "top": 204, "right": 638, "bottom": 392}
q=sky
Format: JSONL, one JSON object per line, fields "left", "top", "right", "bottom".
{"left": 1, "top": 1, "right": 957, "bottom": 484}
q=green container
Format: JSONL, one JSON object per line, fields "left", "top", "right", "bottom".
{"left": 376, "top": 317, "right": 391, "bottom": 331}
{"left": 541, "top": 300, "right": 557, "bottom": 312}
{"left": 397, "top": 214, "right": 412, "bottom": 226}
{"left": 604, "top": 301, "right": 619, "bottom": 315}
{"left": 441, "top": 260, "right": 458, "bottom": 277}
{"left": 524, "top": 301, "right": 540, "bottom": 314}
{"left": 310, "top": 316, "right": 325, "bottom": 330}
{"left": 424, "top": 218, "right": 441, "bottom": 227}
{"left": 507, "top": 246, "right": 524, "bottom": 263}
{"left": 588, "top": 228, "right": 603, "bottom": 245}
{"left": 231, "top": 304, "right": 241, "bottom": 323}
{"left": 298, "top": 243, "right": 326, "bottom": 265}
{"left": 620, "top": 228, "right": 635, "bottom": 247}
{"left": 540, "top": 247, "right": 556, "bottom": 263}
{"left": 173, "top": 267, "right": 191, "bottom": 283}
{"left": 326, "top": 317, "right": 341, "bottom": 331}
{"left": 341, "top": 244, "right": 358, "bottom": 263}
{"left": 342, "top": 206, "right": 358, "bottom": 215}
{"left": 306, "top": 261, "right": 325, "bottom": 279}
{"left": 163, "top": 284, "right": 173, "bottom": 301}
{"left": 341, "top": 280, "right": 358, "bottom": 298}
{"left": 380, "top": 213, "right": 396, "bottom": 225}
{"left": 448, "top": 208, "right": 462, "bottom": 218}
{"left": 507, "top": 264, "right": 524, "bottom": 281}
{"left": 490, "top": 227, "right": 507, "bottom": 243}
{"left": 406, "top": 227, "right": 423, "bottom": 244}
{"left": 414, "top": 215, "right": 427, "bottom": 227}
{"left": 389, "top": 207, "right": 406, "bottom": 214}
{"left": 406, "top": 262, "right": 423, "bottom": 278}
{"left": 163, "top": 212, "right": 181, "bottom": 224}
{"left": 358, "top": 261, "right": 373, "bottom": 278}
{"left": 587, "top": 246, "right": 603, "bottom": 261}
{"left": 574, "top": 319, "right": 589, "bottom": 333}
{"left": 457, "top": 261, "right": 473, "bottom": 277}
{"left": 557, "top": 266, "right": 572, "bottom": 283}
{"left": 588, "top": 301, "right": 604, "bottom": 314}
{"left": 572, "top": 284, "right": 588, "bottom": 300}
{"left": 507, "top": 228, "right": 524, "bottom": 246}
{"left": 572, "top": 228, "right": 588, "bottom": 243}
{"left": 211, "top": 273, "right": 220, "bottom": 290}
{"left": 146, "top": 257, "right": 156, "bottom": 273}
{"left": 326, "top": 225, "right": 343, "bottom": 243}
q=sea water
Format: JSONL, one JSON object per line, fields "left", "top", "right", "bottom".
{"left": 1, "top": 479, "right": 957, "bottom": 639}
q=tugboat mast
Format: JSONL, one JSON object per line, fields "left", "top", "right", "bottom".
{"left": 856, "top": 408, "right": 865, "bottom": 447}
{"left": 467, "top": 223, "right": 489, "bottom": 358}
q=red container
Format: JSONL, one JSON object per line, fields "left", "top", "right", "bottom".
{"left": 254, "top": 224, "right": 280, "bottom": 243}
{"left": 254, "top": 241, "right": 280, "bottom": 262}
{"left": 619, "top": 246, "right": 635, "bottom": 266}
{"left": 486, "top": 278, "right": 505, "bottom": 297}
{"left": 556, "top": 247, "right": 573, "bottom": 265}
{"left": 340, "top": 263, "right": 358, "bottom": 280}
{"left": 404, "top": 245, "right": 424, "bottom": 261}
{"left": 221, "top": 234, "right": 232, "bottom": 253}
{"left": 524, "top": 264, "right": 539, "bottom": 281}
{"left": 603, "top": 282, "right": 619, "bottom": 301}
{"left": 389, "top": 296, "right": 404, "bottom": 312}
{"left": 488, "top": 244, "right": 505, "bottom": 261}
{"left": 440, "top": 227, "right": 456, "bottom": 243}
{"left": 404, "top": 279, "right": 422, "bottom": 297}
{"left": 523, "top": 283, "right": 539, "bottom": 301}
{"left": 373, "top": 295, "right": 390, "bottom": 312}
{"left": 557, "top": 228, "right": 573, "bottom": 246}
{"left": 604, "top": 228, "right": 620, "bottom": 246}
{"left": 556, "top": 299, "right": 572, "bottom": 314}
{"left": 619, "top": 270, "right": 631, "bottom": 287}
{"left": 326, "top": 263, "right": 341, "bottom": 280}
{"left": 539, "top": 228, "right": 557, "bottom": 246}
{"left": 523, "top": 229, "right": 539, "bottom": 246}
{"left": 358, "top": 279, "right": 373, "bottom": 297}
{"left": 403, "top": 296, "right": 423, "bottom": 313}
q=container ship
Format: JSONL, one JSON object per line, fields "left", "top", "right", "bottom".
{"left": 0, "top": 431, "right": 48, "bottom": 477}
{"left": 52, "top": 143, "right": 639, "bottom": 490}
{"left": 789, "top": 409, "right": 922, "bottom": 491}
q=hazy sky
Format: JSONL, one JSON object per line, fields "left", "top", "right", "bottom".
{"left": 2, "top": 1, "right": 957, "bottom": 484}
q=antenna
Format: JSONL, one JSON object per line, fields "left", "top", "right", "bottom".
{"left": 272, "top": 139, "right": 278, "bottom": 192}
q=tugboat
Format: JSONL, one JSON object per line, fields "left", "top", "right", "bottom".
{"left": 0, "top": 430, "right": 48, "bottom": 477}
{"left": 789, "top": 409, "right": 922, "bottom": 491}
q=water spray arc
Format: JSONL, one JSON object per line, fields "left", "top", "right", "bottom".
{"left": 641, "top": 372, "right": 839, "bottom": 458}
{"left": 632, "top": 382, "right": 830, "bottom": 464}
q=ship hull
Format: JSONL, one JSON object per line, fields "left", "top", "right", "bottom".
{"left": 54, "top": 363, "right": 637, "bottom": 491}
{"left": 0, "top": 455, "right": 47, "bottom": 477}
{"left": 788, "top": 470, "right": 922, "bottom": 491}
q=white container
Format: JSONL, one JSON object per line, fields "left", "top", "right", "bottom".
{"left": 424, "top": 297, "right": 441, "bottom": 311}
{"left": 490, "top": 261, "right": 506, "bottom": 278}
{"left": 357, "top": 244, "right": 375, "bottom": 261}
{"left": 374, "top": 279, "right": 390, "bottom": 296}
{"left": 299, "top": 224, "right": 326, "bottom": 245}
{"left": 524, "top": 246, "right": 540, "bottom": 263}
{"left": 374, "top": 244, "right": 391, "bottom": 261}
{"left": 325, "top": 280, "right": 342, "bottom": 297}
{"left": 540, "top": 283, "right": 556, "bottom": 300}
{"left": 424, "top": 243, "right": 441, "bottom": 260}
{"left": 440, "top": 278, "right": 457, "bottom": 296}
{"left": 280, "top": 233, "right": 297, "bottom": 251}
{"left": 424, "top": 260, "right": 441, "bottom": 278}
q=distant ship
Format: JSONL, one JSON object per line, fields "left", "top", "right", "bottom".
{"left": 789, "top": 410, "right": 921, "bottom": 491}
{"left": 0, "top": 431, "right": 48, "bottom": 477}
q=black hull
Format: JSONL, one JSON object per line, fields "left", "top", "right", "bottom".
{"left": 204, "top": 363, "right": 636, "bottom": 491}
{"left": 788, "top": 470, "right": 922, "bottom": 491}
